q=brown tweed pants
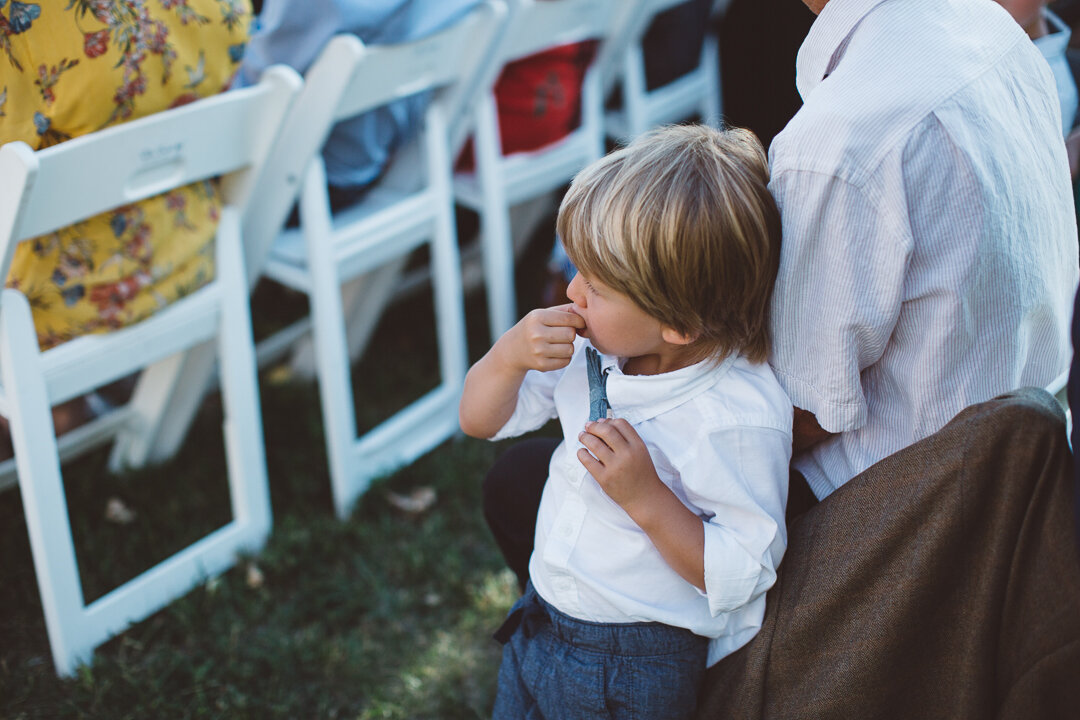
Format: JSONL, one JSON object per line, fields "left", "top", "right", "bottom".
{"left": 696, "top": 387, "right": 1080, "bottom": 720}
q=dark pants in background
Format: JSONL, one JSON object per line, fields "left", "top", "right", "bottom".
{"left": 718, "top": 0, "right": 815, "bottom": 147}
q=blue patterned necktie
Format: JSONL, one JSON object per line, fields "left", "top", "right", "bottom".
{"left": 585, "top": 347, "right": 610, "bottom": 421}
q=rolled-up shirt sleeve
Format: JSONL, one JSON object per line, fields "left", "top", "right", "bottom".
{"left": 767, "top": 169, "right": 911, "bottom": 433}
{"left": 489, "top": 366, "right": 563, "bottom": 441}
{"left": 679, "top": 425, "right": 791, "bottom": 616}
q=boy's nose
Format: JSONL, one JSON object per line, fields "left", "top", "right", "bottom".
{"left": 566, "top": 273, "right": 586, "bottom": 307}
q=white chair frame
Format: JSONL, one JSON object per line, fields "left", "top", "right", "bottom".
{"left": 0, "top": 66, "right": 300, "bottom": 676}
{"left": 453, "top": 0, "right": 619, "bottom": 340}
{"left": 249, "top": 2, "right": 508, "bottom": 519}
{"left": 604, "top": 0, "right": 723, "bottom": 143}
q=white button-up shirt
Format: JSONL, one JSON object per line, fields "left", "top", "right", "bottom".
{"left": 768, "top": 0, "right": 1079, "bottom": 499}
{"left": 493, "top": 338, "right": 792, "bottom": 666}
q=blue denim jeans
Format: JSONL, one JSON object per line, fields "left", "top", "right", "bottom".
{"left": 492, "top": 584, "right": 708, "bottom": 720}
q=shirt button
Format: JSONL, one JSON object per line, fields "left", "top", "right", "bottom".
{"left": 559, "top": 522, "right": 573, "bottom": 538}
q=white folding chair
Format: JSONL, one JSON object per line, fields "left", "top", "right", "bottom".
{"left": 604, "top": 0, "right": 723, "bottom": 142}
{"left": 453, "top": 0, "right": 618, "bottom": 340}
{"left": 0, "top": 66, "right": 300, "bottom": 676}
{"left": 246, "top": 1, "right": 508, "bottom": 519}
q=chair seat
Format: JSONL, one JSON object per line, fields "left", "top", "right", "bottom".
{"left": 454, "top": 127, "right": 598, "bottom": 210}
{"left": 264, "top": 183, "right": 439, "bottom": 292}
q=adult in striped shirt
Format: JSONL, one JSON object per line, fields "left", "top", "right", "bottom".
{"left": 480, "top": 0, "right": 1079, "bottom": 593}
{"left": 770, "top": 0, "right": 1079, "bottom": 501}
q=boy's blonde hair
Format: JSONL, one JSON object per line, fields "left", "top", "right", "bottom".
{"left": 556, "top": 124, "right": 781, "bottom": 363}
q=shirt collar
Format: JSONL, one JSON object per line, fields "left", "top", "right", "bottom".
{"left": 796, "top": 0, "right": 892, "bottom": 100}
{"left": 594, "top": 346, "right": 736, "bottom": 425}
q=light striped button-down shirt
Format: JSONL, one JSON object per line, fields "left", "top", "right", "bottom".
{"left": 768, "top": 0, "right": 1079, "bottom": 499}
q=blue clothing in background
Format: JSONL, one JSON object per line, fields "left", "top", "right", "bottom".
{"left": 239, "top": 0, "right": 481, "bottom": 190}
{"left": 1036, "top": 8, "right": 1079, "bottom": 137}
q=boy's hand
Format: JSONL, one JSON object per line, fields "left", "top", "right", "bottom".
{"left": 577, "top": 418, "right": 665, "bottom": 515}
{"left": 497, "top": 304, "right": 585, "bottom": 373}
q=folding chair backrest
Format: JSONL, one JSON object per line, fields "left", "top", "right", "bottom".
{"left": 0, "top": 66, "right": 297, "bottom": 252}
{"left": 334, "top": 6, "right": 503, "bottom": 125}
{"left": 499, "top": 0, "right": 617, "bottom": 64}
{"left": 242, "top": 0, "right": 508, "bottom": 286}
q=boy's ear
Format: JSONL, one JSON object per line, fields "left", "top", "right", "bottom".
{"left": 661, "top": 326, "right": 697, "bottom": 346}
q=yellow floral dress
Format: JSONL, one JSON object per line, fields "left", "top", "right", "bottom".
{"left": 0, "top": 0, "right": 251, "bottom": 349}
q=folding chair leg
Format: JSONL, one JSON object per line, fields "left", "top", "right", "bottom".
{"left": 622, "top": 47, "right": 650, "bottom": 139}
{"left": 474, "top": 93, "right": 517, "bottom": 340}
{"left": 215, "top": 209, "right": 272, "bottom": 538}
{"left": 431, "top": 205, "right": 469, "bottom": 391}
{"left": 107, "top": 341, "right": 217, "bottom": 471}
{"left": 301, "top": 162, "right": 363, "bottom": 518}
{"left": 478, "top": 190, "right": 516, "bottom": 340}
{"left": 701, "top": 35, "right": 722, "bottom": 127}
{"left": 1, "top": 290, "right": 90, "bottom": 677}
{"left": 288, "top": 257, "right": 409, "bottom": 380}
{"left": 425, "top": 102, "right": 469, "bottom": 390}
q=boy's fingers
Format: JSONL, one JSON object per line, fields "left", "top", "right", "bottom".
{"left": 577, "top": 447, "right": 603, "bottom": 474}
{"left": 609, "top": 418, "right": 642, "bottom": 445}
{"left": 540, "top": 325, "right": 578, "bottom": 345}
{"left": 578, "top": 430, "right": 613, "bottom": 460}
{"left": 543, "top": 341, "right": 575, "bottom": 359}
{"left": 584, "top": 419, "right": 629, "bottom": 448}
{"left": 542, "top": 306, "right": 587, "bottom": 329}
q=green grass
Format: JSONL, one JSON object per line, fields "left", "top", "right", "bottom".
{"left": 0, "top": 220, "right": 559, "bottom": 719}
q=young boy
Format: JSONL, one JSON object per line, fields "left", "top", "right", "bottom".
{"left": 459, "top": 124, "right": 792, "bottom": 720}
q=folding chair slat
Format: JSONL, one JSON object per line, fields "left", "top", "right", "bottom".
{"left": 502, "top": 0, "right": 615, "bottom": 61}
{"left": 12, "top": 77, "right": 296, "bottom": 240}
{"left": 335, "top": 9, "right": 497, "bottom": 122}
